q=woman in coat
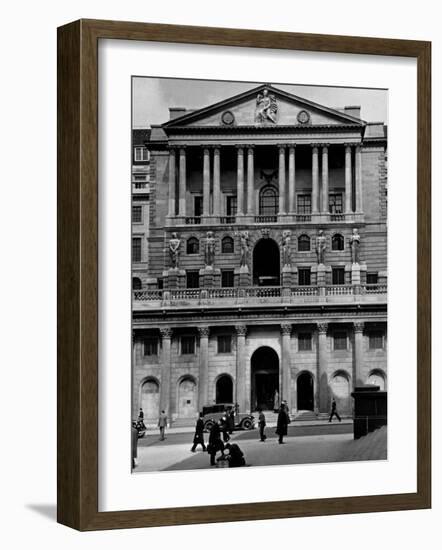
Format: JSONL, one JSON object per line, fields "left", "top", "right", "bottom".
{"left": 275, "top": 403, "right": 290, "bottom": 444}
{"left": 208, "top": 420, "right": 224, "bottom": 465}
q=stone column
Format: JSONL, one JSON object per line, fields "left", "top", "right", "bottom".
{"left": 198, "top": 327, "right": 210, "bottom": 410}
{"left": 159, "top": 327, "right": 172, "bottom": 414}
{"left": 311, "top": 145, "right": 319, "bottom": 214}
{"left": 345, "top": 144, "right": 352, "bottom": 214}
{"left": 202, "top": 147, "right": 211, "bottom": 218}
{"left": 168, "top": 148, "right": 176, "bottom": 216}
{"left": 317, "top": 322, "right": 329, "bottom": 413}
{"left": 246, "top": 146, "right": 255, "bottom": 216}
{"left": 236, "top": 146, "right": 244, "bottom": 216}
{"left": 281, "top": 324, "right": 292, "bottom": 411}
{"left": 212, "top": 146, "right": 221, "bottom": 218}
{"left": 353, "top": 322, "right": 365, "bottom": 387}
{"left": 235, "top": 325, "right": 247, "bottom": 413}
{"left": 288, "top": 145, "right": 296, "bottom": 213}
{"left": 278, "top": 145, "right": 286, "bottom": 215}
{"left": 355, "top": 145, "right": 363, "bottom": 213}
{"left": 178, "top": 148, "right": 186, "bottom": 217}
{"left": 321, "top": 145, "right": 329, "bottom": 214}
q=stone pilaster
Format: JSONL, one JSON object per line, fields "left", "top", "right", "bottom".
{"left": 317, "top": 322, "right": 329, "bottom": 413}
{"left": 345, "top": 144, "right": 352, "bottom": 214}
{"left": 353, "top": 322, "right": 365, "bottom": 387}
{"left": 198, "top": 327, "right": 210, "bottom": 410}
{"left": 178, "top": 147, "right": 186, "bottom": 217}
{"left": 167, "top": 148, "right": 176, "bottom": 217}
{"left": 278, "top": 145, "right": 286, "bottom": 215}
{"left": 212, "top": 146, "right": 221, "bottom": 218}
{"left": 281, "top": 324, "right": 292, "bottom": 411}
{"left": 235, "top": 325, "right": 247, "bottom": 413}
{"left": 355, "top": 145, "right": 363, "bottom": 213}
{"left": 288, "top": 145, "right": 296, "bottom": 213}
{"left": 236, "top": 146, "right": 244, "bottom": 217}
{"left": 159, "top": 327, "right": 172, "bottom": 415}
{"left": 246, "top": 146, "right": 255, "bottom": 215}
{"left": 321, "top": 145, "right": 329, "bottom": 214}
{"left": 311, "top": 145, "right": 319, "bottom": 214}
{"left": 202, "top": 147, "right": 211, "bottom": 219}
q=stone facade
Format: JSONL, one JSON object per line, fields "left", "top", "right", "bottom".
{"left": 132, "top": 84, "right": 387, "bottom": 422}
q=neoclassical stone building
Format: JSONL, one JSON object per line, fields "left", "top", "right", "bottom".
{"left": 132, "top": 84, "right": 387, "bottom": 424}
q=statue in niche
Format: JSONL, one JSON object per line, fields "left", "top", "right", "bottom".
{"left": 255, "top": 89, "right": 278, "bottom": 124}
{"left": 350, "top": 228, "right": 361, "bottom": 264}
{"left": 315, "top": 229, "right": 327, "bottom": 265}
{"left": 204, "top": 231, "right": 215, "bottom": 268}
{"left": 168, "top": 232, "right": 181, "bottom": 268}
{"left": 239, "top": 231, "right": 250, "bottom": 268}
{"left": 281, "top": 230, "right": 292, "bottom": 267}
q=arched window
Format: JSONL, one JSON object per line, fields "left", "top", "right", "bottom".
{"left": 332, "top": 234, "right": 344, "bottom": 251}
{"left": 186, "top": 237, "right": 199, "bottom": 254}
{"left": 132, "top": 277, "right": 142, "bottom": 290}
{"left": 298, "top": 234, "right": 310, "bottom": 252}
{"left": 221, "top": 236, "right": 234, "bottom": 254}
{"left": 259, "top": 185, "right": 278, "bottom": 216}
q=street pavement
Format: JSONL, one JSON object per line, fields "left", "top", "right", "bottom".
{"left": 133, "top": 421, "right": 377, "bottom": 473}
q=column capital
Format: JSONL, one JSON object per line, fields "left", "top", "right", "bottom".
{"left": 354, "top": 321, "right": 365, "bottom": 333}
{"left": 235, "top": 325, "right": 247, "bottom": 336}
{"left": 245, "top": 144, "right": 255, "bottom": 150}
{"left": 213, "top": 145, "right": 221, "bottom": 154}
{"left": 235, "top": 144, "right": 245, "bottom": 151}
{"left": 168, "top": 145, "right": 178, "bottom": 153}
{"left": 201, "top": 145, "right": 211, "bottom": 153}
{"left": 317, "top": 322, "right": 328, "bottom": 334}
{"left": 197, "top": 326, "right": 210, "bottom": 338}
{"left": 277, "top": 143, "right": 287, "bottom": 151}
{"left": 321, "top": 143, "right": 330, "bottom": 150}
{"left": 281, "top": 323, "right": 292, "bottom": 335}
{"left": 288, "top": 143, "right": 297, "bottom": 149}
{"left": 344, "top": 142, "right": 354, "bottom": 149}
{"left": 160, "top": 327, "right": 173, "bottom": 339}
{"left": 310, "top": 143, "right": 321, "bottom": 149}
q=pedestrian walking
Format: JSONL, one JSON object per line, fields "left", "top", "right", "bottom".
{"left": 258, "top": 408, "right": 267, "bottom": 442}
{"left": 138, "top": 407, "right": 146, "bottom": 430}
{"left": 207, "top": 420, "right": 224, "bottom": 466}
{"left": 191, "top": 412, "right": 206, "bottom": 452}
{"left": 223, "top": 443, "right": 246, "bottom": 467}
{"left": 158, "top": 410, "right": 168, "bottom": 440}
{"left": 131, "top": 422, "right": 138, "bottom": 469}
{"left": 228, "top": 408, "right": 235, "bottom": 434}
{"left": 275, "top": 402, "right": 290, "bottom": 444}
{"left": 328, "top": 398, "right": 342, "bottom": 422}
{"left": 220, "top": 414, "right": 231, "bottom": 442}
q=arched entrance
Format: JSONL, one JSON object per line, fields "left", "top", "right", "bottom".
{"left": 367, "top": 369, "right": 386, "bottom": 390}
{"left": 216, "top": 375, "right": 233, "bottom": 403}
{"left": 297, "top": 372, "right": 314, "bottom": 411}
{"left": 178, "top": 377, "right": 197, "bottom": 418}
{"left": 331, "top": 371, "right": 351, "bottom": 414}
{"left": 251, "top": 346, "right": 279, "bottom": 411}
{"left": 253, "top": 238, "right": 280, "bottom": 286}
{"left": 140, "top": 378, "right": 160, "bottom": 420}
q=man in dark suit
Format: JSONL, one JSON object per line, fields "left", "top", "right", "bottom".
{"left": 328, "top": 398, "right": 342, "bottom": 422}
{"left": 276, "top": 403, "right": 290, "bottom": 444}
{"left": 191, "top": 412, "right": 206, "bottom": 452}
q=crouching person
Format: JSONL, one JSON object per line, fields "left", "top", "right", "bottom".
{"left": 207, "top": 420, "right": 224, "bottom": 466}
{"left": 223, "top": 443, "right": 246, "bottom": 468}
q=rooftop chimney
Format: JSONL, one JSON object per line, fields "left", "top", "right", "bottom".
{"left": 169, "top": 107, "right": 187, "bottom": 120}
{"left": 344, "top": 105, "right": 361, "bottom": 119}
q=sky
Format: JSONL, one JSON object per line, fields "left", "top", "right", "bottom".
{"left": 132, "top": 76, "right": 388, "bottom": 129}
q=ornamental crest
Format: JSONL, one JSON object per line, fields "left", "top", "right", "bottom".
{"left": 255, "top": 89, "right": 278, "bottom": 124}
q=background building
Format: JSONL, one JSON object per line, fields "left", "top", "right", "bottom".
{"left": 132, "top": 84, "right": 387, "bottom": 425}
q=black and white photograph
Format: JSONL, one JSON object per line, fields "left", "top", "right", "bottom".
{"left": 131, "top": 77, "right": 388, "bottom": 473}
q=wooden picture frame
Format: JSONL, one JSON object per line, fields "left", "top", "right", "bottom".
{"left": 57, "top": 19, "right": 431, "bottom": 531}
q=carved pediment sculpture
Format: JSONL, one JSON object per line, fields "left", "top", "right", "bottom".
{"left": 255, "top": 89, "right": 278, "bottom": 124}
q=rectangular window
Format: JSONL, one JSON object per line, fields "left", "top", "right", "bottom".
{"left": 218, "top": 335, "right": 232, "bottom": 354}
{"left": 332, "top": 267, "right": 345, "bottom": 285}
{"left": 143, "top": 338, "right": 158, "bottom": 356}
{"left": 298, "top": 267, "right": 311, "bottom": 286}
{"left": 186, "top": 270, "right": 200, "bottom": 289}
{"left": 334, "top": 331, "right": 347, "bottom": 350}
{"left": 369, "top": 331, "right": 384, "bottom": 349}
{"left": 329, "top": 193, "right": 343, "bottom": 214}
{"left": 134, "top": 147, "right": 148, "bottom": 161}
{"left": 297, "top": 194, "right": 312, "bottom": 214}
{"left": 194, "top": 196, "right": 203, "bottom": 217}
{"left": 221, "top": 270, "right": 234, "bottom": 288}
{"left": 132, "top": 205, "right": 142, "bottom": 223}
{"left": 181, "top": 336, "right": 195, "bottom": 355}
{"left": 226, "top": 196, "right": 237, "bottom": 216}
{"left": 132, "top": 237, "right": 142, "bottom": 263}
{"left": 367, "top": 272, "right": 379, "bottom": 284}
{"left": 298, "top": 332, "right": 312, "bottom": 351}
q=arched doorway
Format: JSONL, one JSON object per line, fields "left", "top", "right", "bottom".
{"left": 251, "top": 346, "right": 279, "bottom": 411}
{"left": 140, "top": 378, "right": 160, "bottom": 420}
{"left": 178, "top": 377, "right": 197, "bottom": 418}
{"left": 297, "top": 372, "right": 314, "bottom": 411}
{"left": 367, "top": 369, "right": 386, "bottom": 390}
{"left": 253, "top": 238, "right": 280, "bottom": 286}
{"left": 216, "top": 375, "right": 233, "bottom": 403}
{"left": 331, "top": 371, "right": 351, "bottom": 414}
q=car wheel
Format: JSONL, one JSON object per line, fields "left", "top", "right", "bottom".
{"left": 241, "top": 418, "right": 252, "bottom": 430}
{"left": 204, "top": 420, "right": 214, "bottom": 432}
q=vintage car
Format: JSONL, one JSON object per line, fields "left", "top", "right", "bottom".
{"left": 201, "top": 403, "right": 255, "bottom": 432}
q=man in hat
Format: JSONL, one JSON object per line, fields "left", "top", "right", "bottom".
{"left": 158, "top": 410, "right": 168, "bottom": 440}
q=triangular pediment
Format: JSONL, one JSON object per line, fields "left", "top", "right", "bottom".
{"left": 162, "top": 84, "right": 365, "bottom": 129}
